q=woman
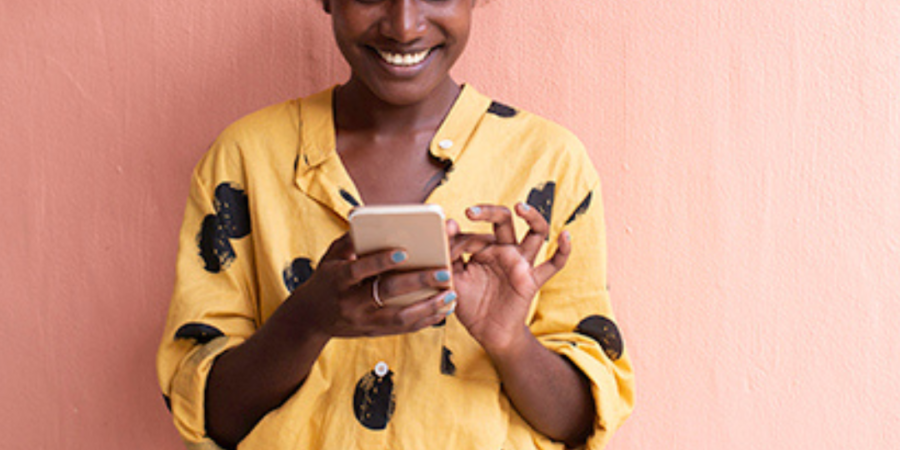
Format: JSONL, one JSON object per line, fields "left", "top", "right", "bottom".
{"left": 157, "top": 1, "right": 634, "bottom": 449}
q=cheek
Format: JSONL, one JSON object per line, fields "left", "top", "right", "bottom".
{"left": 443, "top": 8, "right": 473, "bottom": 46}
{"left": 330, "top": 7, "right": 373, "bottom": 45}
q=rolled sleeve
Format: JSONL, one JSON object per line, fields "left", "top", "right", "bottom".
{"left": 168, "top": 336, "right": 244, "bottom": 446}
{"left": 530, "top": 181, "right": 635, "bottom": 448}
{"left": 157, "top": 162, "right": 258, "bottom": 447}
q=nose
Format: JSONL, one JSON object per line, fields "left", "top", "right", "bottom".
{"left": 380, "top": 0, "right": 426, "bottom": 43}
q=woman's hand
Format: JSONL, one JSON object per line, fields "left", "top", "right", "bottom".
{"left": 445, "top": 206, "right": 594, "bottom": 446}
{"left": 447, "top": 203, "right": 571, "bottom": 355}
{"left": 290, "top": 233, "right": 456, "bottom": 340}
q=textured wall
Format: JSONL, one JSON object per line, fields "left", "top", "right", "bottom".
{"left": 1, "top": 1, "right": 898, "bottom": 449}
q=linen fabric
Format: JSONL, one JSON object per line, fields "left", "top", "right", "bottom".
{"left": 157, "top": 84, "right": 634, "bottom": 450}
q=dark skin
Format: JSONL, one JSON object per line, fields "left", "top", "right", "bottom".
{"left": 205, "top": 1, "right": 595, "bottom": 448}
{"left": 334, "top": 78, "right": 457, "bottom": 205}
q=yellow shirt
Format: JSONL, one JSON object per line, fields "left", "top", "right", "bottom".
{"left": 157, "top": 85, "right": 634, "bottom": 450}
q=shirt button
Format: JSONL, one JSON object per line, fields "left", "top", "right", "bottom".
{"left": 374, "top": 362, "right": 389, "bottom": 377}
{"left": 438, "top": 139, "right": 453, "bottom": 150}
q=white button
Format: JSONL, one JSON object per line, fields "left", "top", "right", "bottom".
{"left": 374, "top": 362, "right": 389, "bottom": 377}
{"left": 438, "top": 139, "right": 453, "bottom": 150}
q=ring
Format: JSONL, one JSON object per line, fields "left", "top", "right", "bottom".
{"left": 372, "top": 276, "right": 384, "bottom": 308}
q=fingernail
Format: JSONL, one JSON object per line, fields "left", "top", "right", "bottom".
{"left": 435, "top": 270, "right": 451, "bottom": 282}
{"left": 391, "top": 251, "right": 407, "bottom": 263}
{"left": 469, "top": 206, "right": 482, "bottom": 215}
{"left": 444, "top": 291, "right": 457, "bottom": 304}
{"left": 520, "top": 202, "right": 531, "bottom": 212}
{"left": 446, "top": 304, "right": 456, "bottom": 316}
{"left": 563, "top": 231, "right": 572, "bottom": 241}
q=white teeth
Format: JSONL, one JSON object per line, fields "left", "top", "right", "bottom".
{"left": 377, "top": 49, "right": 431, "bottom": 66}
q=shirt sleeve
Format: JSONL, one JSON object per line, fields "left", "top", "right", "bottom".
{"left": 529, "top": 179, "right": 636, "bottom": 450}
{"left": 156, "top": 156, "right": 259, "bottom": 449}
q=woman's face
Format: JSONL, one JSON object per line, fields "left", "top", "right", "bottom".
{"left": 326, "top": 0, "right": 475, "bottom": 106}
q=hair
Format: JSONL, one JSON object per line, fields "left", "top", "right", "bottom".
{"left": 317, "top": 0, "right": 489, "bottom": 6}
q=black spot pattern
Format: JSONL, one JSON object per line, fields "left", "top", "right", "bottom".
{"left": 293, "top": 155, "right": 300, "bottom": 172}
{"left": 283, "top": 257, "right": 314, "bottom": 293}
{"left": 487, "top": 101, "right": 518, "bottom": 118}
{"left": 432, "top": 317, "right": 447, "bottom": 328}
{"left": 340, "top": 189, "right": 360, "bottom": 207}
{"left": 197, "top": 183, "right": 251, "bottom": 273}
{"left": 174, "top": 323, "right": 225, "bottom": 344}
{"left": 353, "top": 369, "right": 395, "bottom": 430}
{"left": 215, "top": 184, "right": 251, "bottom": 239}
{"left": 440, "top": 346, "right": 456, "bottom": 376}
{"left": 575, "top": 315, "right": 624, "bottom": 361}
{"left": 163, "top": 394, "right": 172, "bottom": 412}
{"left": 526, "top": 182, "right": 556, "bottom": 227}
{"left": 198, "top": 215, "right": 234, "bottom": 273}
{"left": 565, "top": 191, "right": 593, "bottom": 225}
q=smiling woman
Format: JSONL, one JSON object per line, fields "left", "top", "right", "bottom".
{"left": 156, "top": 1, "right": 634, "bottom": 449}
{"left": 326, "top": 0, "right": 472, "bottom": 107}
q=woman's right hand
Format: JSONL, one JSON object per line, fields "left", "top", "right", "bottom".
{"left": 288, "top": 233, "right": 456, "bottom": 339}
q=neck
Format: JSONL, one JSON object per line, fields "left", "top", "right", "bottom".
{"left": 334, "top": 77, "right": 461, "bottom": 135}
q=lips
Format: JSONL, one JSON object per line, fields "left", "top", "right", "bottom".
{"left": 374, "top": 47, "right": 434, "bottom": 67}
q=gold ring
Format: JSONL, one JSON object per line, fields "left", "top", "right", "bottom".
{"left": 372, "top": 276, "right": 384, "bottom": 308}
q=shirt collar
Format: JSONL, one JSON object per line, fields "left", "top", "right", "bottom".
{"left": 297, "top": 86, "right": 337, "bottom": 171}
{"left": 428, "top": 83, "right": 493, "bottom": 163}
{"left": 297, "top": 84, "right": 492, "bottom": 171}
{"left": 293, "top": 84, "right": 492, "bottom": 218}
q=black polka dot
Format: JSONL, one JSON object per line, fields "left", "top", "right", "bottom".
{"left": 163, "top": 394, "right": 172, "bottom": 412}
{"left": 432, "top": 317, "right": 447, "bottom": 328}
{"left": 293, "top": 155, "right": 300, "bottom": 172}
{"left": 526, "top": 181, "right": 556, "bottom": 227}
{"left": 353, "top": 369, "right": 395, "bottom": 430}
{"left": 197, "top": 183, "right": 251, "bottom": 273}
{"left": 487, "top": 101, "right": 518, "bottom": 118}
{"left": 340, "top": 189, "right": 360, "bottom": 207}
{"left": 440, "top": 346, "right": 456, "bottom": 376}
{"left": 283, "top": 257, "right": 314, "bottom": 293}
{"left": 575, "top": 316, "right": 624, "bottom": 361}
{"left": 198, "top": 214, "right": 234, "bottom": 273}
{"left": 565, "top": 191, "right": 593, "bottom": 225}
{"left": 215, "top": 183, "right": 251, "bottom": 239}
{"left": 174, "top": 323, "right": 225, "bottom": 344}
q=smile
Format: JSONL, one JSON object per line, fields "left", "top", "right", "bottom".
{"left": 375, "top": 48, "right": 433, "bottom": 67}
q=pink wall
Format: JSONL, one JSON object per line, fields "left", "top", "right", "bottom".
{"left": 2, "top": 1, "right": 898, "bottom": 449}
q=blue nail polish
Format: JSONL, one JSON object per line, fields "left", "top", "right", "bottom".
{"left": 520, "top": 202, "right": 531, "bottom": 212}
{"left": 444, "top": 292, "right": 457, "bottom": 304}
{"left": 446, "top": 305, "right": 456, "bottom": 316}
{"left": 470, "top": 206, "right": 482, "bottom": 215}
{"left": 436, "top": 270, "right": 451, "bottom": 282}
{"left": 391, "top": 251, "right": 407, "bottom": 263}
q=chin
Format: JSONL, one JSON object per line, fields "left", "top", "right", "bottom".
{"left": 366, "top": 79, "right": 446, "bottom": 107}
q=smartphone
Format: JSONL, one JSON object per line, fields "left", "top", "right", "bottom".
{"left": 349, "top": 204, "right": 451, "bottom": 306}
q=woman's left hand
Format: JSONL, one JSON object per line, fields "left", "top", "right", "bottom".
{"left": 447, "top": 203, "right": 572, "bottom": 355}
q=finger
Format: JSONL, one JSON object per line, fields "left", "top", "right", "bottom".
{"left": 445, "top": 218, "right": 460, "bottom": 238}
{"left": 367, "top": 291, "right": 456, "bottom": 333}
{"left": 467, "top": 204, "right": 516, "bottom": 245}
{"left": 378, "top": 268, "right": 453, "bottom": 301}
{"left": 516, "top": 202, "right": 550, "bottom": 263}
{"left": 343, "top": 248, "right": 408, "bottom": 285}
{"left": 533, "top": 231, "right": 572, "bottom": 286}
{"left": 449, "top": 232, "right": 495, "bottom": 260}
{"left": 323, "top": 233, "right": 356, "bottom": 261}
{"left": 401, "top": 291, "right": 457, "bottom": 330}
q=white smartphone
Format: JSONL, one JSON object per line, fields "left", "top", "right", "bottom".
{"left": 349, "top": 204, "right": 451, "bottom": 306}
